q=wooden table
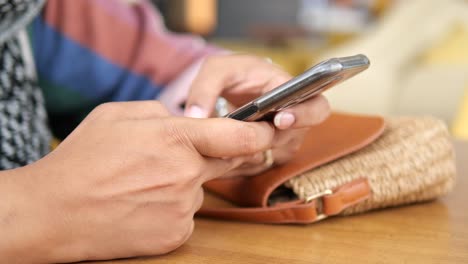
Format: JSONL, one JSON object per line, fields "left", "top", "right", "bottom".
{"left": 98, "top": 142, "right": 468, "bottom": 264}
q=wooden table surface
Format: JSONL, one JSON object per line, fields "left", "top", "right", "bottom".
{"left": 96, "top": 142, "right": 468, "bottom": 264}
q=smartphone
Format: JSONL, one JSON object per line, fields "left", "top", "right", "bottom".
{"left": 225, "top": 54, "right": 370, "bottom": 121}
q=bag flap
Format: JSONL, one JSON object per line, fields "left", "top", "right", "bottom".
{"left": 203, "top": 112, "right": 385, "bottom": 207}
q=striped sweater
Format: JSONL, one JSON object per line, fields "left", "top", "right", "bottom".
{"left": 30, "top": 0, "right": 218, "bottom": 137}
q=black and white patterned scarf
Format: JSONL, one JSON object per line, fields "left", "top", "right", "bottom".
{"left": 0, "top": 0, "right": 50, "bottom": 169}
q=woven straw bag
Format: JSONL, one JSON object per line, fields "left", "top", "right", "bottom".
{"left": 285, "top": 117, "right": 456, "bottom": 216}
{"left": 199, "top": 113, "right": 457, "bottom": 224}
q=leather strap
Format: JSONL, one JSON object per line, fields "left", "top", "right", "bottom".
{"left": 322, "top": 178, "right": 371, "bottom": 215}
{"left": 203, "top": 113, "right": 385, "bottom": 208}
{"left": 197, "top": 178, "right": 372, "bottom": 224}
{"left": 199, "top": 113, "right": 384, "bottom": 224}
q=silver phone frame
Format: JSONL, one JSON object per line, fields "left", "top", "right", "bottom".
{"left": 225, "top": 54, "right": 370, "bottom": 121}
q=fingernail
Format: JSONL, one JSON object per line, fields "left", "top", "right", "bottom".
{"left": 274, "top": 112, "right": 295, "bottom": 129}
{"left": 185, "top": 105, "right": 207, "bottom": 118}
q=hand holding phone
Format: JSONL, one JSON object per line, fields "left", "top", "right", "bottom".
{"left": 225, "top": 54, "right": 370, "bottom": 121}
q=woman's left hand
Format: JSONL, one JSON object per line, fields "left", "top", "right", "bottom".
{"left": 184, "top": 54, "right": 331, "bottom": 176}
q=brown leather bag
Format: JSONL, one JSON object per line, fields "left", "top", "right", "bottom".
{"left": 197, "top": 112, "right": 456, "bottom": 224}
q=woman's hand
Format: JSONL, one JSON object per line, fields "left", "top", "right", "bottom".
{"left": 0, "top": 101, "right": 274, "bottom": 263}
{"left": 184, "top": 54, "right": 330, "bottom": 176}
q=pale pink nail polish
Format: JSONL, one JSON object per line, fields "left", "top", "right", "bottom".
{"left": 185, "top": 105, "right": 207, "bottom": 118}
{"left": 274, "top": 112, "right": 295, "bottom": 129}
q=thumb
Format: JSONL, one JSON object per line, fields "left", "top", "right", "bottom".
{"left": 174, "top": 117, "right": 274, "bottom": 158}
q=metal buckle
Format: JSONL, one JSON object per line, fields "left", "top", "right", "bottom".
{"left": 303, "top": 189, "right": 333, "bottom": 221}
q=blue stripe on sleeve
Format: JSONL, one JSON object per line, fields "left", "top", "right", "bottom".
{"left": 31, "top": 16, "right": 162, "bottom": 102}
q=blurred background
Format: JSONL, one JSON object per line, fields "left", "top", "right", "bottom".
{"left": 154, "top": 0, "right": 468, "bottom": 140}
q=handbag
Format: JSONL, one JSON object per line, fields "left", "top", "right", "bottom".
{"left": 197, "top": 112, "right": 456, "bottom": 224}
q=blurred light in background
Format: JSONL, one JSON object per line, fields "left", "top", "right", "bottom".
{"left": 298, "top": 0, "right": 371, "bottom": 34}
{"left": 155, "top": 0, "right": 468, "bottom": 139}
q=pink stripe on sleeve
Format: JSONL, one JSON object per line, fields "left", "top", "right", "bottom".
{"left": 42, "top": 0, "right": 219, "bottom": 85}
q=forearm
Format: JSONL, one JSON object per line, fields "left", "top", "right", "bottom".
{"left": 34, "top": 0, "right": 220, "bottom": 103}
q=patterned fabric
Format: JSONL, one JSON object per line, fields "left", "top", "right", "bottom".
{"left": 0, "top": 0, "right": 44, "bottom": 43}
{"left": 0, "top": 0, "right": 50, "bottom": 169}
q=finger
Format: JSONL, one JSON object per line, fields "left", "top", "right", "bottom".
{"left": 270, "top": 130, "right": 307, "bottom": 164}
{"left": 172, "top": 117, "right": 275, "bottom": 158}
{"left": 184, "top": 55, "right": 241, "bottom": 118}
{"left": 224, "top": 127, "right": 307, "bottom": 175}
{"left": 202, "top": 156, "right": 246, "bottom": 181}
{"left": 222, "top": 70, "right": 292, "bottom": 106}
{"left": 222, "top": 163, "right": 271, "bottom": 178}
{"left": 273, "top": 95, "right": 330, "bottom": 130}
{"left": 184, "top": 55, "right": 290, "bottom": 118}
{"left": 239, "top": 152, "right": 265, "bottom": 166}
{"left": 179, "top": 220, "right": 195, "bottom": 246}
{"left": 193, "top": 188, "right": 204, "bottom": 212}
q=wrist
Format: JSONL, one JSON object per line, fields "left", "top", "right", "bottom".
{"left": 0, "top": 166, "right": 56, "bottom": 263}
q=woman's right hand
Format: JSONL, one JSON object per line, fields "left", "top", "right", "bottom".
{"left": 0, "top": 101, "right": 274, "bottom": 263}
